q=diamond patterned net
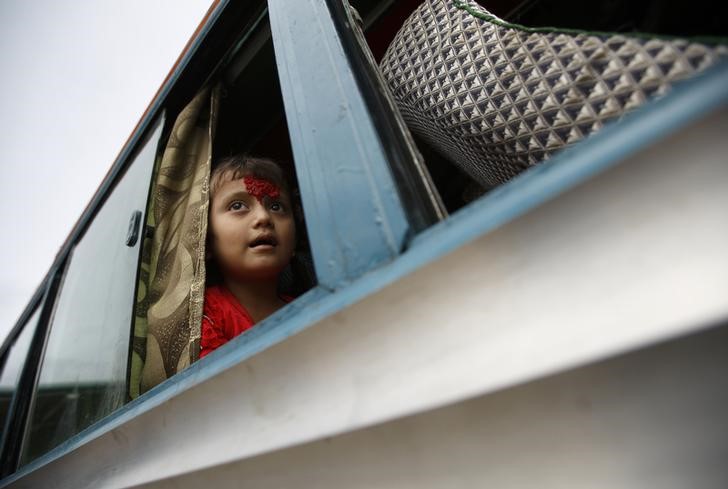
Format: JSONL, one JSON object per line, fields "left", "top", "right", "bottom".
{"left": 380, "top": 0, "right": 728, "bottom": 189}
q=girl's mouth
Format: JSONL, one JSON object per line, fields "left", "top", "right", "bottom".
{"left": 249, "top": 235, "right": 278, "bottom": 248}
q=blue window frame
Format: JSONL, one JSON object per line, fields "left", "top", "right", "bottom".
{"left": 268, "top": 0, "right": 441, "bottom": 289}
{"left": 0, "top": 308, "right": 41, "bottom": 448}
{"left": 18, "top": 119, "right": 162, "bottom": 465}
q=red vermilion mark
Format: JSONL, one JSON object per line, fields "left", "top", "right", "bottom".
{"left": 243, "top": 175, "right": 280, "bottom": 203}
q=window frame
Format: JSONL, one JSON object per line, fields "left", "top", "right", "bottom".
{"left": 326, "top": 0, "right": 447, "bottom": 229}
{"left": 0, "top": 260, "right": 64, "bottom": 476}
{"left": 268, "top": 0, "right": 413, "bottom": 288}
{"left": 0, "top": 115, "right": 167, "bottom": 476}
{"left": 14, "top": 117, "right": 164, "bottom": 466}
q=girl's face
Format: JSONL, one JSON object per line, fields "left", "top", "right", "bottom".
{"left": 208, "top": 176, "right": 295, "bottom": 282}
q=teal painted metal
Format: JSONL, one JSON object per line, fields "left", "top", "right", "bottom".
{"left": 268, "top": 0, "right": 410, "bottom": 290}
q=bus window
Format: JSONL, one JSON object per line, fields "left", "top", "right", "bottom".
{"left": 135, "top": 10, "right": 317, "bottom": 394}
{"left": 214, "top": 43, "right": 317, "bottom": 298}
{"left": 19, "top": 120, "right": 163, "bottom": 465}
{"left": 0, "top": 307, "right": 41, "bottom": 442}
{"left": 205, "top": 26, "right": 318, "bottom": 352}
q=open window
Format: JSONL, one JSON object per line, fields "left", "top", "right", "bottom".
{"left": 135, "top": 7, "right": 317, "bottom": 395}
{"left": 215, "top": 16, "right": 316, "bottom": 299}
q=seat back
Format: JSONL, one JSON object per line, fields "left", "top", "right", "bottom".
{"left": 380, "top": 0, "right": 728, "bottom": 190}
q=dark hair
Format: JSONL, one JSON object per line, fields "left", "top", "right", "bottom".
{"left": 209, "top": 154, "right": 291, "bottom": 199}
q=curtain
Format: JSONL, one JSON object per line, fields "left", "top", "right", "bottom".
{"left": 130, "top": 85, "right": 220, "bottom": 397}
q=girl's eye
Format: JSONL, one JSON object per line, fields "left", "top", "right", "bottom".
{"left": 269, "top": 201, "right": 285, "bottom": 212}
{"left": 228, "top": 201, "right": 247, "bottom": 211}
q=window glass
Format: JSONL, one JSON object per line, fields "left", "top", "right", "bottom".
{"left": 20, "top": 121, "right": 162, "bottom": 464}
{"left": 0, "top": 308, "right": 41, "bottom": 441}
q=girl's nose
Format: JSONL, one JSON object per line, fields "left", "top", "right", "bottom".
{"left": 251, "top": 204, "right": 273, "bottom": 228}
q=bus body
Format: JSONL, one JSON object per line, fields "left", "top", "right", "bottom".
{"left": 0, "top": 0, "right": 727, "bottom": 487}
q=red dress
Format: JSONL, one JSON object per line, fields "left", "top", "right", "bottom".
{"left": 200, "top": 284, "right": 291, "bottom": 358}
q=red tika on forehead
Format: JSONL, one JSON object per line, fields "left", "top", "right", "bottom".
{"left": 243, "top": 175, "right": 280, "bottom": 203}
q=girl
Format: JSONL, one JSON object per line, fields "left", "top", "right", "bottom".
{"left": 201, "top": 155, "right": 296, "bottom": 358}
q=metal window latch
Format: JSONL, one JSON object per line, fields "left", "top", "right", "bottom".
{"left": 126, "top": 210, "right": 143, "bottom": 247}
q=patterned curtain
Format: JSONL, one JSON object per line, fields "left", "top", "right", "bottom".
{"left": 130, "top": 85, "right": 220, "bottom": 397}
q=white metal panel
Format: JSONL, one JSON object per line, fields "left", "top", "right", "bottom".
{"left": 142, "top": 325, "right": 728, "bottom": 489}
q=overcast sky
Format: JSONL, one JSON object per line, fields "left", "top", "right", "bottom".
{"left": 0, "top": 1, "right": 212, "bottom": 343}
